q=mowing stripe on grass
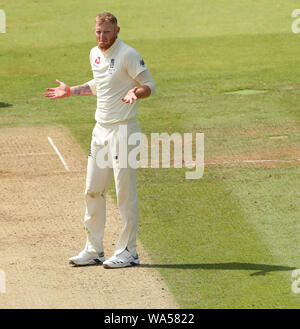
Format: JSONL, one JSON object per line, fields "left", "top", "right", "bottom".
{"left": 137, "top": 167, "right": 299, "bottom": 308}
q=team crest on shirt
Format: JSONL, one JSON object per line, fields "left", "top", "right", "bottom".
{"left": 109, "top": 59, "right": 115, "bottom": 68}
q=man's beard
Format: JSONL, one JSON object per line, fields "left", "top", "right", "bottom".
{"left": 98, "top": 36, "right": 117, "bottom": 50}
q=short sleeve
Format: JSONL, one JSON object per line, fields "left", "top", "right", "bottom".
{"left": 134, "top": 70, "right": 156, "bottom": 95}
{"left": 124, "top": 48, "right": 148, "bottom": 79}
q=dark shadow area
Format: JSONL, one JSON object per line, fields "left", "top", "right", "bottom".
{"left": 139, "top": 262, "right": 297, "bottom": 276}
{"left": 0, "top": 102, "right": 13, "bottom": 108}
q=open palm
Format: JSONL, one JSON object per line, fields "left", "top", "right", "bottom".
{"left": 44, "top": 80, "right": 68, "bottom": 99}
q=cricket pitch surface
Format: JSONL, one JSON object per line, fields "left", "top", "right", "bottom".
{"left": 0, "top": 126, "right": 178, "bottom": 308}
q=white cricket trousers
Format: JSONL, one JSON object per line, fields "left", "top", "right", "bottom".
{"left": 83, "top": 120, "right": 140, "bottom": 257}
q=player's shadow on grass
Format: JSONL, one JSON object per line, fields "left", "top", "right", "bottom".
{"left": 140, "top": 262, "right": 297, "bottom": 276}
{"left": 0, "top": 102, "right": 12, "bottom": 108}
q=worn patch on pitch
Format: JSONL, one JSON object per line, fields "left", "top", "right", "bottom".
{"left": 224, "top": 89, "right": 267, "bottom": 95}
{"left": 269, "top": 135, "right": 289, "bottom": 140}
{"left": 0, "top": 126, "right": 178, "bottom": 309}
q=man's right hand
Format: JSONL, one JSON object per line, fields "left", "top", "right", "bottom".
{"left": 44, "top": 80, "right": 69, "bottom": 99}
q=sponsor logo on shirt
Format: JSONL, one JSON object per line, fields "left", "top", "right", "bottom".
{"left": 95, "top": 56, "right": 101, "bottom": 64}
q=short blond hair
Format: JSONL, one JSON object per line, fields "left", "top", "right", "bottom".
{"left": 95, "top": 12, "right": 118, "bottom": 26}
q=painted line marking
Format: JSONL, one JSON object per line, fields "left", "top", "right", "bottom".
{"left": 47, "top": 137, "right": 70, "bottom": 171}
{"left": 224, "top": 89, "right": 267, "bottom": 95}
{"left": 0, "top": 150, "right": 299, "bottom": 168}
{"left": 205, "top": 159, "right": 300, "bottom": 166}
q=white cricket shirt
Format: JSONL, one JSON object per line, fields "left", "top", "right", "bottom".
{"left": 88, "top": 38, "right": 148, "bottom": 125}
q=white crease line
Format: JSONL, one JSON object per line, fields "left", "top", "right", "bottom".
{"left": 47, "top": 137, "right": 70, "bottom": 171}
{"left": 205, "top": 159, "right": 300, "bottom": 166}
{"left": 0, "top": 152, "right": 56, "bottom": 157}
{"left": 244, "top": 159, "right": 288, "bottom": 163}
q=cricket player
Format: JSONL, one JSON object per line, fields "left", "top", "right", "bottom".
{"left": 44, "top": 12, "right": 155, "bottom": 268}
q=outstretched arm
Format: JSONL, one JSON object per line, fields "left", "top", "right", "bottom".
{"left": 44, "top": 79, "right": 95, "bottom": 100}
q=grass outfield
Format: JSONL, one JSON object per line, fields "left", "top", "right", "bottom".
{"left": 1, "top": 0, "right": 300, "bottom": 308}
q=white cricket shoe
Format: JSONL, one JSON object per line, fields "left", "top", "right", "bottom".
{"left": 103, "top": 249, "right": 139, "bottom": 268}
{"left": 69, "top": 250, "right": 105, "bottom": 266}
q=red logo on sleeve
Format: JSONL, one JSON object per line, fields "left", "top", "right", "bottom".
{"left": 95, "top": 56, "right": 101, "bottom": 64}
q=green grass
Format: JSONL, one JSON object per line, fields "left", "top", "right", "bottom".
{"left": 1, "top": 0, "right": 300, "bottom": 308}
{"left": 138, "top": 165, "right": 300, "bottom": 308}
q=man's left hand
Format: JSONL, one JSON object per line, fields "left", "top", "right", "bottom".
{"left": 121, "top": 87, "right": 138, "bottom": 104}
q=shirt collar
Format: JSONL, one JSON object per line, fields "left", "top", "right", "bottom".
{"left": 99, "top": 38, "right": 120, "bottom": 57}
